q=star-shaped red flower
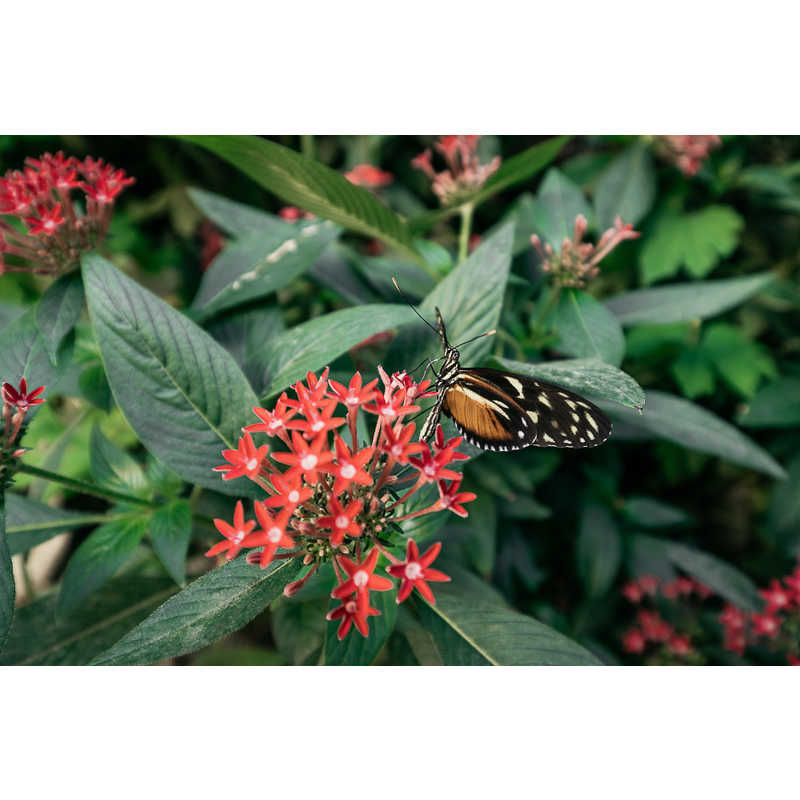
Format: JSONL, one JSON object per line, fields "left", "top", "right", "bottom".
{"left": 326, "top": 594, "right": 381, "bottom": 640}
{"left": 245, "top": 393, "right": 298, "bottom": 436}
{"left": 318, "top": 496, "right": 364, "bottom": 547}
{"left": 263, "top": 472, "right": 313, "bottom": 509}
{"left": 432, "top": 424, "right": 469, "bottom": 462}
{"left": 271, "top": 432, "right": 334, "bottom": 484}
{"left": 2, "top": 377, "right": 46, "bottom": 411}
{"left": 24, "top": 202, "right": 65, "bottom": 235}
{"left": 213, "top": 432, "right": 269, "bottom": 481}
{"left": 205, "top": 500, "right": 256, "bottom": 561}
{"left": 380, "top": 422, "right": 424, "bottom": 464}
{"left": 287, "top": 398, "right": 345, "bottom": 438}
{"left": 435, "top": 476, "right": 477, "bottom": 517}
{"left": 386, "top": 539, "right": 451, "bottom": 604}
{"left": 408, "top": 448, "right": 460, "bottom": 484}
{"left": 241, "top": 502, "right": 295, "bottom": 568}
{"left": 323, "top": 434, "right": 374, "bottom": 495}
{"left": 327, "top": 371, "right": 379, "bottom": 409}
{"left": 331, "top": 548, "right": 393, "bottom": 613}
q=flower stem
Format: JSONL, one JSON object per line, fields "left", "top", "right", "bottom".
{"left": 530, "top": 286, "right": 562, "bottom": 339}
{"left": 301, "top": 135, "right": 315, "bottom": 160}
{"left": 457, "top": 202, "right": 474, "bottom": 264}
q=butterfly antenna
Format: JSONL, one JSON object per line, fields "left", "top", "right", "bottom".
{"left": 392, "top": 277, "right": 439, "bottom": 335}
{"left": 453, "top": 329, "right": 497, "bottom": 349}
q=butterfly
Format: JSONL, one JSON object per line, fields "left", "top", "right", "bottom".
{"left": 416, "top": 306, "right": 612, "bottom": 452}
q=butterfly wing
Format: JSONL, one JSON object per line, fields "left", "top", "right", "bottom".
{"left": 445, "top": 368, "right": 611, "bottom": 450}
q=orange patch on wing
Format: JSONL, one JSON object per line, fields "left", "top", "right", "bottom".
{"left": 443, "top": 384, "right": 514, "bottom": 441}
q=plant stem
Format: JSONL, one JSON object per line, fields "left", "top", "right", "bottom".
{"left": 457, "top": 202, "right": 474, "bottom": 264}
{"left": 301, "top": 135, "right": 314, "bottom": 160}
{"left": 16, "top": 464, "right": 155, "bottom": 508}
{"left": 530, "top": 286, "right": 562, "bottom": 339}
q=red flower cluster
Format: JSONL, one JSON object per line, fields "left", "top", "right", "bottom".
{"left": 207, "top": 367, "right": 476, "bottom": 640}
{"left": 411, "top": 135, "right": 500, "bottom": 206}
{"left": 655, "top": 135, "right": 721, "bottom": 177}
{"left": 1, "top": 377, "right": 46, "bottom": 484}
{"left": 279, "top": 206, "right": 316, "bottom": 222}
{"left": 719, "top": 566, "right": 800, "bottom": 663}
{"left": 344, "top": 164, "right": 393, "bottom": 189}
{"left": 0, "top": 152, "right": 134, "bottom": 276}
{"left": 531, "top": 214, "right": 640, "bottom": 289}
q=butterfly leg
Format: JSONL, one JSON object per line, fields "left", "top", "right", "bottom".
{"left": 419, "top": 394, "right": 444, "bottom": 442}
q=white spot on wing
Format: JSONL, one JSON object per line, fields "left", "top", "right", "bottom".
{"left": 505, "top": 377, "right": 525, "bottom": 398}
{"left": 538, "top": 393, "right": 552, "bottom": 408}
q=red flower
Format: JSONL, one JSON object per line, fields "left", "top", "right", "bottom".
{"left": 636, "top": 610, "right": 672, "bottom": 642}
{"left": 245, "top": 393, "right": 298, "bottom": 437}
{"left": 331, "top": 548, "right": 393, "bottom": 613}
{"left": 408, "top": 448, "right": 461, "bottom": 484}
{"left": 363, "top": 391, "right": 418, "bottom": 423}
{"left": 784, "top": 567, "right": 800, "bottom": 601}
{"left": 622, "top": 581, "right": 643, "bottom": 604}
{"left": 2, "top": 378, "right": 46, "bottom": 411}
{"left": 279, "top": 206, "right": 314, "bottom": 221}
{"left": 751, "top": 613, "right": 781, "bottom": 639}
{"left": 787, "top": 654, "right": 800, "bottom": 666}
{"left": 386, "top": 539, "right": 451, "bottom": 604}
{"left": 24, "top": 202, "right": 65, "bottom": 236}
{"left": 205, "top": 500, "right": 256, "bottom": 561}
{"left": 621, "top": 628, "right": 647, "bottom": 654}
{"left": 288, "top": 368, "right": 330, "bottom": 409}
{"left": 435, "top": 477, "right": 477, "bottom": 518}
{"left": 692, "top": 580, "right": 714, "bottom": 599}
{"left": 327, "top": 594, "right": 381, "bottom": 640}
{"left": 637, "top": 575, "right": 660, "bottom": 596}
{"left": 287, "top": 398, "right": 345, "bottom": 438}
{"left": 668, "top": 634, "right": 693, "bottom": 656}
{"left": 344, "top": 164, "right": 393, "bottom": 188}
{"left": 719, "top": 604, "right": 746, "bottom": 631}
{"left": 327, "top": 372, "right": 379, "bottom": 409}
{"left": 723, "top": 630, "right": 747, "bottom": 655}
{"left": 263, "top": 472, "right": 313, "bottom": 509}
{"left": 317, "top": 496, "right": 364, "bottom": 547}
{"left": 242, "top": 503, "right": 295, "bottom": 568}
{"left": 432, "top": 424, "right": 469, "bottom": 462}
{"left": 323, "top": 434, "right": 374, "bottom": 495}
{"left": 271, "top": 431, "right": 334, "bottom": 484}
{"left": 213, "top": 432, "right": 269, "bottom": 481}
{"left": 761, "top": 579, "right": 792, "bottom": 613}
{"left": 380, "top": 422, "right": 425, "bottom": 464}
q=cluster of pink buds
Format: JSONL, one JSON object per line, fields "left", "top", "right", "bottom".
{"left": 531, "top": 214, "right": 640, "bottom": 289}
{"left": 279, "top": 206, "right": 316, "bottom": 222}
{"left": 620, "top": 573, "right": 713, "bottom": 662}
{"left": 719, "top": 567, "right": 800, "bottom": 664}
{"left": 411, "top": 135, "right": 500, "bottom": 206}
{"left": 344, "top": 164, "right": 393, "bottom": 189}
{"left": 1, "top": 378, "right": 46, "bottom": 486}
{"left": 0, "top": 152, "right": 134, "bottom": 276}
{"left": 654, "top": 135, "right": 721, "bottom": 177}
{"left": 207, "top": 366, "right": 477, "bottom": 641}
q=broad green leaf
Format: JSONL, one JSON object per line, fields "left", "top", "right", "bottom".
{"left": 640, "top": 206, "right": 744, "bottom": 284}
{"left": 323, "top": 586, "right": 398, "bottom": 665}
{"left": 530, "top": 167, "right": 591, "bottom": 248}
{"left": 624, "top": 496, "right": 692, "bottom": 528}
{"left": 187, "top": 187, "right": 285, "bottom": 238}
{"left": 35, "top": 271, "right": 84, "bottom": 365}
{"left": 463, "top": 490, "right": 497, "bottom": 576}
{"left": 415, "top": 564, "right": 600, "bottom": 665}
{"left": 0, "top": 494, "right": 13, "bottom": 654}
{"left": 627, "top": 534, "right": 677, "bottom": 583}
{"left": 603, "top": 390, "right": 786, "bottom": 479}
{"left": 0, "top": 575, "right": 176, "bottom": 666}
{"left": 271, "top": 596, "right": 328, "bottom": 665}
{"left": 179, "top": 135, "right": 422, "bottom": 265}
{"left": 576, "top": 504, "right": 621, "bottom": 598}
{"left": 193, "top": 221, "right": 340, "bottom": 320}
{"left": 91, "top": 556, "right": 301, "bottom": 665}
{"left": 349, "top": 252, "right": 436, "bottom": 300}
{"left": 767, "top": 454, "right": 800, "bottom": 543}
{"left": 408, "top": 137, "right": 569, "bottom": 233}
{"left": 79, "top": 362, "right": 113, "bottom": 411}
{"left": 149, "top": 499, "right": 192, "bottom": 585}
{"left": 82, "top": 254, "right": 260, "bottom": 496}
{"left": 6, "top": 493, "right": 111, "bottom": 555}
{"left": 308, "top": 246, "right": 379, "bottom": 305}
{"left": 191, "top": 644, "right": 285, "bottom": 666}
{"left": 89, "top": 424, "right": 149, "bottom": 495}
{"left": 739, "top": 377, "right": 800, "bottom": 428}
{"left": 550, "top": 289, "right": 625, "bottom": 367}
{"left": 593, "top": 146, "right": 656, "bottom": 230}
{"left": 58, "top": 515, "right": 149, "bottom": 615}
{"left": 700, "top": 323, "right": 776, "bottom": 398}
{"left": 605, "top": 272, "right": 775, "bottom": 326}
{"left": 670, "top": 348, "right": 716, "bottom": 398}
{"left": 494, "top": 357, "right": 644, "bottom": 410}
{"left": 394, "top": 606, "right": 444, "bottom": 665}
{"left": 261, "top": 304, "right": 415, "bottom": 398}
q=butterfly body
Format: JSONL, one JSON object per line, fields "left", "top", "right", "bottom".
{"left": 419, "top": 308, "right": 612, "bottom": 451}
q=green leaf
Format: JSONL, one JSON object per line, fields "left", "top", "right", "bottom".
{"left": 740, "top": 377, "right": 800, "bottom": 428}
{"left": 415, "top": 564, "right": 600, "bottom": 665}
{"left": 149, "top": 499, "right": 192, "bottom": 585}
{"left": 593, "top": 145, "right": 656, "bottom": 231}
{"left": 6, "top": 493, "right": 109, "bottom": 555}
{"left": 179, "top": 135, "right": 422, "bottom": 265}
{"left": 349, "top": 252, "right": 436, "bottom": 301}
{"left": 187, "top": 187, "right": 286, "bottom": 238}
{"left": 409, "top": 137, "right": 569, "bottom": 233}
{"left": 323, "top": 586, "right": 398, "bottom": 665}
{"left": 700, "top": 323, "right": 776, "bottom": 398}
{"left": 767, "top": 454, "right": 800, "bottom": 543}
{"left": 58, "top": 515, "right": 148, "bottom": 615}
{"left": 193, "top": 221, "right": 340, "bottom": 320}
{"left": 0, "top": 575, "right": 176, "bottom": 665}
{"left": 35, "top": 271, "right": 84, "bottom": 365}
{"left": 605, "top": 272, "right": 775, "bottom": 326}
{"left": 550, "top": 289, "right": 625, "bottom": 367}
{"left": 670, "top": 348, "right": 716, "bottom": 398}
{"left": 603, "top": 390, "right": 787, "bottom": 479}
{"left": 0, "top": 493, "right": 13, "bottom": 654}
{"left": 624, "top": 496, "right": 692, "bottom": 528}
{"left": 78, "top": 362, "right": 113, "bottom": 412}
{"left": 464, "top": 491, "right": 497, "bottom": 576}
{"left": 261, "top": 304, "right": 417, "bottom": 398}
{"left": 91, "top": 556, "right": 301, "bottom": 665}
{"left": 529, "top": 167, "right": 591, "bottom": 248}
{"left": 640, "top": 206, "right": 744, "bottom": 284}
{"left": 576, "top": 504, "right": 622, "bottom": 598}
{"left": 271, "top": 596, "right": 327, "bottom": 665}
{"left": 89, "top": 424, "right": 149, "bottom": 495}
{"left": 494, "top": 357, "right": 644, "bottom": 410}
{"left": 82, "top": 254, "right": 260, "bottom": 496}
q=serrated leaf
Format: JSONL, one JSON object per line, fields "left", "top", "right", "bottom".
{"left": 603, "top": 390, "right": 786, "bottom": 479}
{"left": 179, "top": 135, "right": 422, "bottom": 265}
{"left": 150, "top": 499, "right": 192, "bottom": 585}
{"left": 606, "top": 272, "right": 775, "bottom": 326}
{"left": 700, "top": 323, "right": 776, "bottom": 398}
{"left": 530, "top": 167, "right": 591, "bottom": 248}
{"left": 82, "top": 254, "right": 260, "bottom": 497}
{"left": 670, "top": 348, "right": 716, "bottom": 398}
{"left": 271, "top": 596, "right": 328, "bottom": 665}
{"left": 415, "top": 564, "right": 600, "bottom": 665}
{"left": 739, "top": 377, "right": 800, "bottom": 428}
{"left": 323, "top": 586, "right": 398, "bottom": 665}
{"left": 35, "top": 271, "right": 84, "bottom": 365}
{"left": 550, "top": 289, "right": 625, "bottom": 367}
{"left": 594, "top": 145, "right": 656, "bottom": 231}
{"left": 494, "top": 357, "right": 644, "bottom": 410}
{"left": 58, "top": 515, "right": 149, "bottom": 615}
{"left": 187, "top": 187, "right": 286, "bottom": 238}
{"left": 624, "top": 496, "right": 692, "bottom": 528}
{"left": 91, "top": 556, "right": 301, "bottom": 665}
{"left": 193, "top": 221, "right": 340, "bottom": 319}
{"left": 0, "top": 494, "right": 13, "bottom": 654}
{"left": 0, "top": 575, "right": 176, "bottom": 666}
{"left": 89, "top": 424, "right": 149, "bottom": 495}
{"left": 576, "top": 504, "right": 622, "bottom": 598}
{"left": 261, "top": 304, "right": 416, "bottom": 398}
